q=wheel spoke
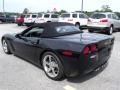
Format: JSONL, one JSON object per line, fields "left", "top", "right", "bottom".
{"left": 52, "top": 62, "right": 58, "bottom": 68}
{"left": 45, "top": 61, "right": 50, "bottom": 66}
{"left": 51, "top": 68, "right": 57, "bottom": 76}
{"left": 47, "top": 67, "right": 52, "bottom": 73}
{"left": 48, "top": 55, "right": 52, "bottom": 62}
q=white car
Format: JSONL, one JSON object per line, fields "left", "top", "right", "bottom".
{"left": 35, "top": 13, "right": 59, "bottom": 24}
{"left": 59, "top": 13, "right": 88, "bottom": 29}
{"left": 88, "top": 12, "right": 120, "bottom": 35}
{"left": 24, "top": 14, "right": 38, "bottom": 26}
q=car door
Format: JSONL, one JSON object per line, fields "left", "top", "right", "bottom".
{"left": 114, "top": 14, "right": 120, "bottom": 28}
{"left": 112, "top": 14, "right": 119, "bottom": 28}
{"left": 79, "top": 14, "right": 88, "bottom": 26}
{"left": 13, "top": 26, "right": 44, "bottom": 62}
{"left": 51, "top": 14, "right": 59, "bottom": 22}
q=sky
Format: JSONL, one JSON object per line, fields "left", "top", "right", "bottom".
{"left": 0, "top": 0, "right": 119, "bottom": 13}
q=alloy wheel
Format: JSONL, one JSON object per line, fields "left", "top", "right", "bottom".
{"left": 42, "top": 55, "right": 59, "bottom": 78}
{"left": 2, "top": 40, "right": 8, "bottom": 53}
{"left": 109, "top": 27, "right": 113, "bottom": 35}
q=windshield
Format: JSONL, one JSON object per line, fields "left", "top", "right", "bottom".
{"left": 56, "top": 25, "right": 80, "bottom": 34}
{"left": 91, "top": 14, "right": 106, "bottom": 19}
{"left": 61, "top": 14, "right": 70, "bottom": 18}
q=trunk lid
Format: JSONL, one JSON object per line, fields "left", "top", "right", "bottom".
{"left": 55, "top": 33, "right": 113, "bottom": 45}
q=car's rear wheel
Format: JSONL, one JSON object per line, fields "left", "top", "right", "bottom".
{"left": 107, "top": 26, "right": 113, "bottom": 35}
{"left": 2, "top": 39, "right": 11, "bottom": 54}
{"left": 18, "top": 23, "right": 22, "bottom": 26}
{"left": 42, "top": 52, "right": 64, "bottom": 80}
{"left": 75, "top": 23, "right": 80, "bottom": 29}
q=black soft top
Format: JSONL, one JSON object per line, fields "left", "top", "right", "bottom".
{"left": 35, "top": 22, "right": 75, "bottom": 38}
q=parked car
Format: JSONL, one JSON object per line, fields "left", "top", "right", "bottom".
{"left": 1, "top": 22, "right": 114, "bottom": 80}
{"left": 59, "top": 12, "right": 88, "bottom": 29}
{"left": 24, "top": 14, "right": 38, "bottom": 26}
{"left": 0, "top": 15, "right": 5, "bottom": 22}
{"left": 0, "top": 14, "right": 15, "bottom": 23}
{"left": 87, "top": 12, "right": 120, "bottom": 35}
{"left": 16, "top": 14, "right": 25, "bottom": 26}
{"left": 35, "top": 13, "right": 59, "bottom": 24}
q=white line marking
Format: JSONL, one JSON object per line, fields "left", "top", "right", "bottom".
{"left": 63, "top": 85, "right": 77, "bottom": 90}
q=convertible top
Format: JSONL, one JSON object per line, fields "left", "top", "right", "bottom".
{"left": 34, "top": 22, "right": 76, "bottom": 38}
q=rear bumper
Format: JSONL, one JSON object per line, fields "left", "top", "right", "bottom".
{"left": 60, "top": 40, "right": 114, "bottom": 77}
{"left": 88, "top": 26, "right": 109, "bottom": 31}
{"left": 62, "top": 53, "right": 110, "bottom": 77}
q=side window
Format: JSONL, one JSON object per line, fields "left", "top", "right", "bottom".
{"left": 44, "top": 14, "right": 50, "bottom": 18}
{"left": 32, "top": 15, "right": 37, "bottom": 18}
{"left": 79, "top": 14, "right": 85, "bottom": 18}
{"left": 51, "top": 15, "right": 58, "bottom": 18}
{"left": 72, "top": 14, "right": 77, "bottom": 18}
{"left": 108, "top": 14, "right": 112, "bottom": 19}
{"left": 23, "top": 27, "right": 44, "bottom": 38}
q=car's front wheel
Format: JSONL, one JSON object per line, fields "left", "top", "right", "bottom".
{"left": 42, "top": 52, "right": 64, "bottom": 80}
{"left": 2, "top": 39, "right": 11, "bottom": 54}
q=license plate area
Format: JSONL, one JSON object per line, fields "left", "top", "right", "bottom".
{"left": 94, "top": 61, "right": 108, "bottom": 72}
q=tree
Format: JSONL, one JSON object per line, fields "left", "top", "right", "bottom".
{"left": 101, "top": 5, "right": 112, "bottom": 12}
{"left": 56, "top": 10, "right": 67, "bottom": 15}
{"left": 23, "top": 8, "right": 29, "bottom": 14}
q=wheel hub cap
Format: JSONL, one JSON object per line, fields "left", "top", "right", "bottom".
{"left": 43, "top": 55, "right": 59, "bottom": 78}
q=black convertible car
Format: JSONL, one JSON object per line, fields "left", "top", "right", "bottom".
{"left": 1, "top": 22, "right": 114, "bottom": 80}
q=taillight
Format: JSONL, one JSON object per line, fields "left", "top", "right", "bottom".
{"left": 100, "top": 19, "right": 108, "bottom": 22}
{"left": 83, "top": 46, "right": 90, "bottom": 55}
{"left": 68, "top": 19, "right": 73, "bottom": 21}
{"left": 83, "top": 44, "right": 97, "bottom": 55}
{"left": 91, "top": 44, "right": 97, "bottom": 52}
{"left": 62, "top": 51, "right": 73, "bottom": 56}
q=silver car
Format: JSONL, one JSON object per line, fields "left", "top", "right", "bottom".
{"left": 88, "top": 12, "right": 120, "bottom": 35}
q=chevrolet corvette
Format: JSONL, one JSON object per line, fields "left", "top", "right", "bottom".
{"left": 1, "top": 22, "right": 114, "bottom": 80}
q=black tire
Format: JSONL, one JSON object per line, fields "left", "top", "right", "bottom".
{"left": 18, "top": 23, "right": 22, "bottom": 26}
{"left": 2, "top": 39, "right": 11, "bottom": 54}
{"left": 75, "top": 23, "right": 80, "bottom": 29}
{"left": 107, "top": 26, "right": 113, "bottom": 35}
{"left": 42, "top": 52, "right": 64, "bottom": 80}
{"left": 88, "top": 29, "right": 94, "bottom": 33}
{"left": 47, "top": 21, "right": 51, "bottom": 23}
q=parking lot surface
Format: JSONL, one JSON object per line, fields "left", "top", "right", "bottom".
{"left": 0, "top": 24, "right": 120, "bottom": 90}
